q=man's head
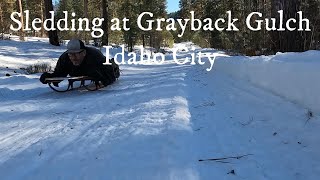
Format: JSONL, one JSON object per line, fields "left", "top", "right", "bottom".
{"left": 66, "top": 39, "right": 86, "bottom": 66}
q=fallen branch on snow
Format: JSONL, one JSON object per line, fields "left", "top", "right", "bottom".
{"left": 305, "top": 110, "right": 314, "bottom": 125}
{"left": 198, "top": 154, "right": 253, "bottom": 162}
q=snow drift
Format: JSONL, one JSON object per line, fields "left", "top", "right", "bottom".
{"left": 213, "top": 50, "right": 320, "bottom": 114}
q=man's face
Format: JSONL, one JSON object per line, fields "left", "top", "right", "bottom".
{"left": 68, "top": 50, "right": 86, "bottom": 66}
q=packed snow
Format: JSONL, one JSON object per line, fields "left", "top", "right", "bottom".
{"left": 0, "top": 36, "right": 319, "bottom": 180}
{"left": 214, "top": 51, "right": 320, "bottom": 113}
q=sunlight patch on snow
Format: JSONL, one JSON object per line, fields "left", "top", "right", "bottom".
{"left": 208, "top": 52, "right": 229, "bottom": 57}
{"left": 104, "top": 96, "right": 192, "bottom": 137}
{"left": 0, "top": 56, "right": 33, "bottom": 68}
{"left": 173, "top": 42, "right": 201, "bottom": 50}
{"left": 172, "top": 96, "right": 191, "bottom": 130}
{"left": 8, "top": 36, "right": 50, "bottom": 43}
{"left": 0, "top": 118, "right": 63, "bottom": 164}
{"left": 0, "top": 56, "right": 56, "bottom": 69}
{"left": 0, "top": 100, "right": 45, "bottom": 113}
{"left": 0, "top": 83, "right": 42, "bottom": 90}
{"left": 173, "top": 107, "right": 191, "bottom": 128}
{"left": 0, "top": 46, "right": 18, "bottom": 52}
{"left": 0, "top": 75, "right": 46, "bottom": 99}
{"left": 132, "top": 96, "right": 191, "bottom": 134}
{"left": 0, "top": 113, "right": 107, "bottom": 165}
{"left": 0, "top": 38, "right": 63, "bottom": 71}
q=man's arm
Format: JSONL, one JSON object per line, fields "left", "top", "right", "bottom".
{"left": 39, "top": 53, "right": 69, "bottom": 84}
{"left": 52, "top": 53, "right": 70, "bottom": 77}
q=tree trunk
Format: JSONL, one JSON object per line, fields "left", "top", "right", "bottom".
{"left": 44, "top": 0, "right": 59, "bottom": 46}
{"left": 101, "top": 0, "right": 108, "bottom": 46}
{"left": 17, "top": 0, "right": 25, "bottom": 41}
{"left": 130, "top": 36, "right": 133, "bottom": 52}
{"left": 40, "top": 0, "right": 45, "bottom": 37}
{"left": 83, "top": 0, "right": 89, "bottom": 44}
{"left": 0, "top": 5, "right": 3, "bottom": 36}
{"left": 142, "top": 34, "right": 145, "bottom": 47}
{"left": 271, "top": 0, "right": 303, "bottom": 52}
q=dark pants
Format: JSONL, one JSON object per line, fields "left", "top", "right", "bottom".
{"left": 88, "top": 65, "right": 116, "bottom": 86}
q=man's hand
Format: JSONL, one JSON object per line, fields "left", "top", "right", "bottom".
{"left": 39, "top": 72, "right": 53, "bottom": 84}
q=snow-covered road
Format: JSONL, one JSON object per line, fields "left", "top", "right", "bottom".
{"left": 0, "top": 39, "right": 319, "bottom": 179}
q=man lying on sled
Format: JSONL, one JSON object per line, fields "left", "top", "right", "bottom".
{"left": 40, "top": 38, "right": 119, "bottom": 87}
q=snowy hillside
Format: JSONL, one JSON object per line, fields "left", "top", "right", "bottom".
{"left": 0, "top": 37, "right": 319, "bottom": 180}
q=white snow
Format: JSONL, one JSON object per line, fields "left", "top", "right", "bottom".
{"left": 0, "top": 37, "right": 319, "bottom": 180}
{"left": 213, "top": 50, "right": 320, "bottom": 114}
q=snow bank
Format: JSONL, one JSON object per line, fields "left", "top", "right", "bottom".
{"left": 213, "top": 50, "right": 320, "bottom": 113}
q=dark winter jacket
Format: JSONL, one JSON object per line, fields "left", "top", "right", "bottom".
{"left": 52, "top": 46, "right": 116, "bottom": 85}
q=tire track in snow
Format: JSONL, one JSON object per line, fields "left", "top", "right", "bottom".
{"left": 0, "top": 113, "right": 106, "bottom": 180}
{"left": 0, "top": 119, "right": 64, "bottom": 164}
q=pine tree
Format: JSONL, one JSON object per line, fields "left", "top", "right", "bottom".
{"left": 16, "top": 0, "right": 25, "bottom": 41}
{"left": 44, "top": 0, "right": 60, "bottom": 46}
{"left": 0, "top": 0, "right": 16, "bottom": 37}
{"left": 101, "top": 0, "right": 108, "bottom": 45}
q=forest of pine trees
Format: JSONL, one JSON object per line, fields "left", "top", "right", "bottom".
{"left": 177, "top": 0, "right": 320, "bottom": 54}
{"left": 0, "top": 0, "right": 319, "bottom": 54}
